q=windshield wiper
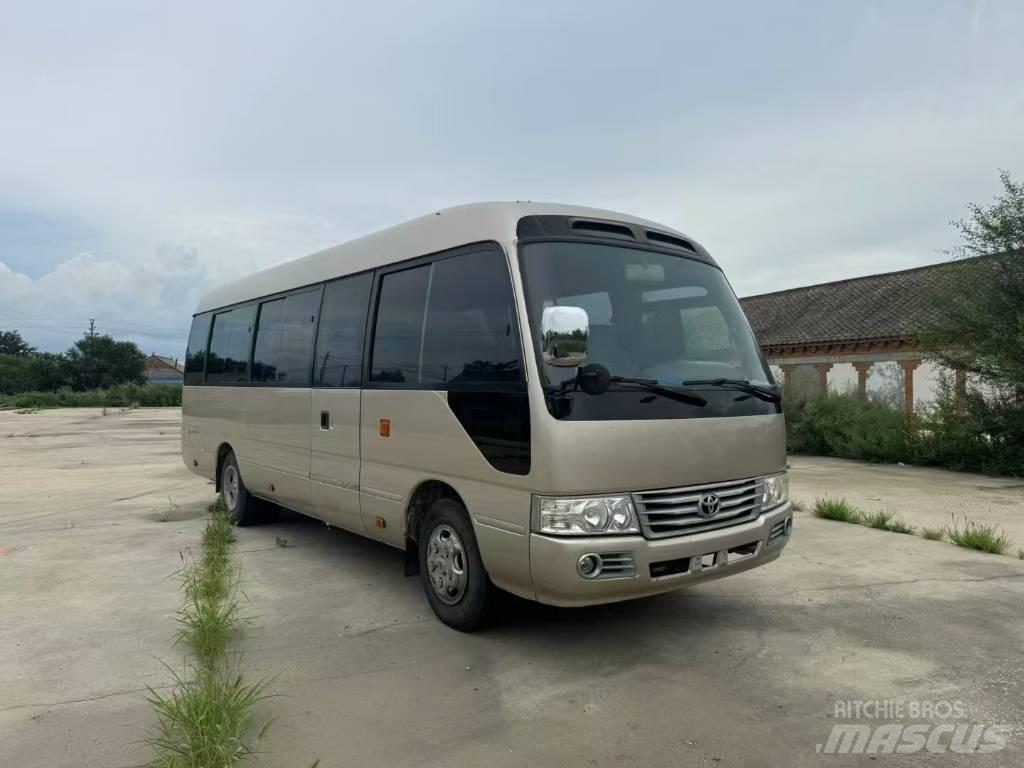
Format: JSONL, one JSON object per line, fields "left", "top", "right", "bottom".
{"left": 680, "top": 378, "right": 782, "bottom": 403}
{"left": 607, "top": 376, "right": 708, "bottom": 406}
{"left": 555, "top": 371, "right": 708, "bottom": 406}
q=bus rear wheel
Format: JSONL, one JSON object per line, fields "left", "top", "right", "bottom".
{"left": 419, "top": 498, "right": 492, "bottom": 631}
{"left": 220, "top": 451, "right": 259, "bottom": 526}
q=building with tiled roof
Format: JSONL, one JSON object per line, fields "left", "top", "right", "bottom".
{"left": 738, "top": 259, "right": 974, "bottom": 412}
{"left": 144, "top": 354, "right": 184, "bottom": 383}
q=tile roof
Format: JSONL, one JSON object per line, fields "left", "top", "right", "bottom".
{"left": 738, "top": 260, "right": 960, "bottom": 349}
{"left": 148, "top": 354, "right": 184, "bottom": 372}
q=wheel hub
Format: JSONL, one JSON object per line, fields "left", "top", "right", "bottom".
{"left": 426, "top": 524, "right": 468, "bottom": 605}
{"left": 223, "top": 465, "right": 239, "bottom": 512}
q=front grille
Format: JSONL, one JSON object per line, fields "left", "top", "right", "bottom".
{"left": 633, "top": 477, "right": 765, "bottom": 539}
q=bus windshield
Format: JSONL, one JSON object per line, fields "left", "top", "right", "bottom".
{"left": 519, "top": 241, "right": 777, "bottom": 420}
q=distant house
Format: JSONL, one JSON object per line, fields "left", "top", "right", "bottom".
{"left": 739, "top": 259, "right": 971, "bottom": 413}
{"left": 144, "top": 355, "right": 184, "bottom": 384}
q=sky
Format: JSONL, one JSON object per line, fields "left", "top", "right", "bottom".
{"left": 1, "top": 0, "right": 1022, "bottom": 358}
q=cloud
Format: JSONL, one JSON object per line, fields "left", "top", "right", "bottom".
{"left": 0, "top": 0, "right": 1022, "bottom": 356}
{"left": 0, "top": 247, "right": 206, "bottom": 355}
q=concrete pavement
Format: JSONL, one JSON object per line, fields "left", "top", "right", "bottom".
{"left": 1, "top": 408, "right": 1022, "bottom": 767}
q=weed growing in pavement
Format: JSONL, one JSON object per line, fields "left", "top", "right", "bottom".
{"left": 147, "top": 661, "right": 273, "bottom": 768}
{"left": 148, "top": 495, "right": 272, "bottom": 767}
{"left": 885, "top": 517, "right": 915, "bottom": 535}
{"left": 921, "top": 527, "right": 946, "bottom": 541}
{"left": 945, "top": 515, "right": 1013, "bottom": 555}
{"left": 813, "top": 497, "right": 864, "bottom": 524}
{"left": 863, "top": 509, "right": 895, "bottom": 529}
{"left": 158, "top": 497, "right": 178, "bottom": 523}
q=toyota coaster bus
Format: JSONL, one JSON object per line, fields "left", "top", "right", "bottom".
{"left": 182, "top": 202, "right": 792, "bottom": 630}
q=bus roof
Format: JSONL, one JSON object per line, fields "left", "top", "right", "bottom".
{"left": 194, "top": 201, "right": 708, "bottom": 314}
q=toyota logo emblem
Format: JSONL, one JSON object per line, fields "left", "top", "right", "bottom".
{"left": 698, "top": 492, "right": 722, "bottom": 519}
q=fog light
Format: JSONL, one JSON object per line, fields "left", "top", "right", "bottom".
{"left": 785, "top": 517, "right": 793, "bottom": 535}
{"left": 577, "top": 553, "right": 602, "bottom": 579}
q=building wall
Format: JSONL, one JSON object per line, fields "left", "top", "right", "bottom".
{"left": 775, "top": 356, "right": 946, "bottom": 413}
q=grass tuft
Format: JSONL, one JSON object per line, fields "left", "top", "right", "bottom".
{"left": 945, "top": 515, "right": 1013, "bottom": 555}
{"left": 790, "top": 499, "right": 807, "bottom": 513}
{"left": 863, "top": 509, "right": 894, "bottom": 530}
{"left": 1018, "top": 548, "right": 1024, "bottom": 560}
{"left": 885, "top": 517, "right": 915, "bottom": 535}
{"left": 149, "top": 495, "right": 271, "bottom": 767}
{"left": 921, "top": 526, "right": 946, "bottom": 541}
{"left": 813, "top": 497, "right": 864, "bottom": 524}
{"left": 174, "top": 499, "right": 242, "bottom": 665}
{"left": 147, "top": 662, "right": 272, "bottom": 768}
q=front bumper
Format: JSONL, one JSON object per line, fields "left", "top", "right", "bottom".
{"left": 529, "top": 502, "right": 792, "bottom": 606}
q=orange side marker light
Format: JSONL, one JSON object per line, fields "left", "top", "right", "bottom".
{"left": 379, "top": 418, "right": 391, "bottom": 437}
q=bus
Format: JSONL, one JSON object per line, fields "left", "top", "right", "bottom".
{"left": 182, "top": 202, "right": 792, "bottom": 630}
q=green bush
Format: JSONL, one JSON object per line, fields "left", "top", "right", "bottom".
{"left": 913, "top": 375, "right": 1024, "bottom": 475}
{"left": 0, "top": 383, "right": 181, "bottom": 409}
{"left": 783, "top": 378, "right": 1023, "bottom": 476}
{"left": 785, "top": 389, "right": 912, "bottom": 464}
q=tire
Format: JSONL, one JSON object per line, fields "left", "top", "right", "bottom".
{"left": 418, "top": 498, "right": 492, "bottom": 631}
{"left": 220, "top": 451, "right": 258, "bottom": 526}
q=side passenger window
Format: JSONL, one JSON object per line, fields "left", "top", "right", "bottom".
{"left": 369, "top": 247, "right": 523, "bottom": 387}
{"left": 370, "top": 266, "right": 430, "bottom": 383}
{"left": 206, "top": 305, "right": 257, "bottom": 383}
{"left": 251, "top": 288, "right": 321, "bottom": 386}
{"left": 421, "top": 250, "right": 522, "bottom": 385}
{"left": 184, "top": 312, "right": 212, "bottom": 385}
{"left": 314, "top": 273, "right": 372, "bottom": 387}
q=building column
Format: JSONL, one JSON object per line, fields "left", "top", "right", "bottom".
{"left": 853, "top": 362, "right": 873, "bottom": 397}
{"left": 900, "top": 359, "right": 921, "bottom": 415}
{"left": 815, "top": 363, "right": 833, "bottom": 395}
{"left": 779, "top": 364, "right": 798, "bottom": 384}
{"left": 954, "top": 368, "right": 967, "bottom": 414}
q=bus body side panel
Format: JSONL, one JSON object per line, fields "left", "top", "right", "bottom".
{"left": 182, "top": 385, "right": 217, "bottom": 481}
{"left": 358, "top": 389, "right": 536, "bottom": 600}
{"left": 309, "top": 387, "right": 364, "bottom": 534}
{"left": 231, "top": 387, "right": 312, "bottom": 513}
{"left": 183, "top": 385, "right": 312, "bottom": 513}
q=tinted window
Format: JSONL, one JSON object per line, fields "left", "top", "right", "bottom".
{"left": 370, "top": 266, "right": 430, "bottom": 383}
{"left": 275, "top": 288, "right": 321, "bottom": 385}
{"left": 421, "top": 250, "right": 522, "bottom": 385}
{"left": 315, "top": 273, "right": 372, "bottom": 387}
{"left": 251, "top": 298, "right": 285, "bottom": 383}
{"left": 206, "top": 305, "right": 256, "bottom": 383}
{"left": 250, "top": 289, "right": 320, "bottom": 386}
{"left": 184, "top": 312, "right": 212, "bottom": 385}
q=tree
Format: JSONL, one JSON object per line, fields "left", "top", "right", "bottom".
{"left": 0, "top": 330, "right": 34, "bottom": 357}
{"left": 65, "top": 330, "right": 146, "bottom": 389}
{"left": 921, "top": 170, "right": 1024, "bottom": 388}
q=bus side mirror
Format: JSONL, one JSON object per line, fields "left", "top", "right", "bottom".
{"left": 541, "top": 306, "right": 590, "bottom": 367}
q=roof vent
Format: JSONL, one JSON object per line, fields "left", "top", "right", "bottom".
{"left": 646, "top": 230, "right": 695, "bottom": 252}
{"left": 570, "top": 219, "right": 636, "bottom": 240}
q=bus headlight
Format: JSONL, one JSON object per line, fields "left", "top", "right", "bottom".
{"left": 762, "top": 472, "right": 789, "bottom": 510}
{"left": 533, "top": 495, "right": 640, "bottom": 535}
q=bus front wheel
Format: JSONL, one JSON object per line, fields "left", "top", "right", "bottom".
{"left": 419, "top": 498, "right": 492, "bottom": 631}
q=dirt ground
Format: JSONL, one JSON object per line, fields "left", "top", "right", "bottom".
{"left": 1, "top": 408, "right": 1022, "bottom": 767}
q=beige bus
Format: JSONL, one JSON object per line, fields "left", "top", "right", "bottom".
{"left": 182, "top": 202, "right": 792, "bottom": 630}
